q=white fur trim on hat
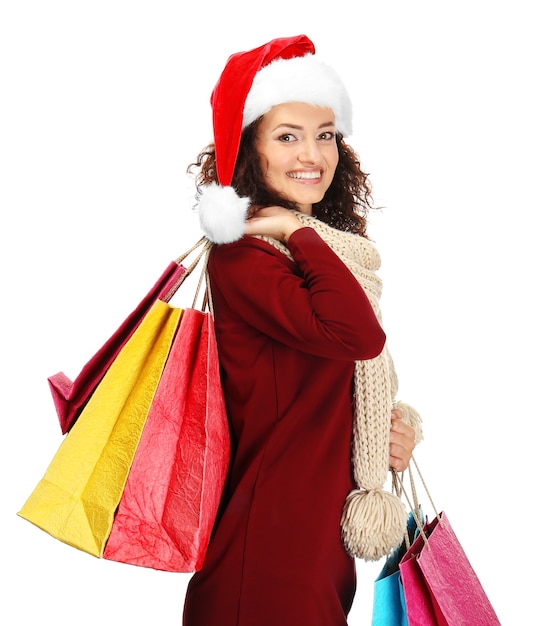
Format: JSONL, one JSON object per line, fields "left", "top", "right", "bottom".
{"left": 197, "top": 182, "right": 250, "bottom": 244}
{"left": 243, "top": 54, "right": 353, "bottom": 136}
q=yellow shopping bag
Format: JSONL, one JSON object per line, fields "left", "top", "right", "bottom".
{"left": 18, "top": 300, "right": 182, "bottom": 557}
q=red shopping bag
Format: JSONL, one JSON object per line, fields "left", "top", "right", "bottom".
{"left": 399, "top": 511, "right": 501, "bottom": 625}
{"left": 103, "top": 307, "right": 230, "bottom": 572}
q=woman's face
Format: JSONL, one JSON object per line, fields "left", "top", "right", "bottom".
{"left": 255, "top": 102, "right": 339, "bottom": 215}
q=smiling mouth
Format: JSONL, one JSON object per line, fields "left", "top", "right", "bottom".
{"left": 287, "top": 171, "right": 322, "bottom": 180}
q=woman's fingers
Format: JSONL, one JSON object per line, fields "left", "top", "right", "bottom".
{"left": 389, "top": 413, "right": 416, "bottom": 472}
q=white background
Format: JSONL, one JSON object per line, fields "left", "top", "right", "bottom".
{"left": 2, "top": 1, "right": 537, "bottom": 624}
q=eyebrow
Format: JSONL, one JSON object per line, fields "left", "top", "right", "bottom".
{"left": 272, "top": 121, "right": 336, "bottom": 131}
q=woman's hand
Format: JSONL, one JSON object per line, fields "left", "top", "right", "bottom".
{"left": 389, "top": 409, "right": 416, "bottom": 472}
{"left": 244, "top": 205, "right": 304, "bottom": 243}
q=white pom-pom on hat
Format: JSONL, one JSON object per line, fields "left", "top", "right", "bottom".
{"left": 197, "top": 183, "right": 250, "bottom": 245}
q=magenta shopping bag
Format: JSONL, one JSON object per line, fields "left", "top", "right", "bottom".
{"left": 399, "top": 511, "right": 500, "bottom": 625}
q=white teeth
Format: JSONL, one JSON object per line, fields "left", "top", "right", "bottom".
{"left": 288, "top": 171, "right": 321, "bottom": 180}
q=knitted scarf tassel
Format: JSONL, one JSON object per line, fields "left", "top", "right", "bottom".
{"left": 340, "top": 355, "right": 406, "bottom": 561}
{"left": 256, "top": 213, "right": 423, "bottom": 562}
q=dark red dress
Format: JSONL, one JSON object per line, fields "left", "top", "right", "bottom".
{"left": 183, "top": 227, "right": 385, "bottom": 626}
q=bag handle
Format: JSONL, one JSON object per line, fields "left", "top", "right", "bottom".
{"left": 392, "top": 456, "right": 443, "bottom": 551}
{"left": 162, "top": 237, "right": 214, "bottom": 311}
{"left": 193, "top": 245, "right": 214, "bottom": 314}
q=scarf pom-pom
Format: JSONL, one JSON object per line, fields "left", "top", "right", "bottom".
{"left": 393, "top": 400, "right": 424, "bottom": 444}
{"left": 341, "top": 488, "right": 407, "bottom": 561}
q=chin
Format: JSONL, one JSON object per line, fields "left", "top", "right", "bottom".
{"left": 276, "top": 183, "right": 329, "bottom": 208}
{"left": 294, "top": 192, "right": 326, "bottom": 206}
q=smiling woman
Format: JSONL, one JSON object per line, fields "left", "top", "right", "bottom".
{"left": 181, "top": 35, "right": 422, "bottom": 626}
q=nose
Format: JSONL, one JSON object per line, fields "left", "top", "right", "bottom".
{"left": 298, "top": 137, "right": 321, "bottom": 163}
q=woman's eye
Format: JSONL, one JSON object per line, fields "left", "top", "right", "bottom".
{"left": 278, "top": 133, "right": 296, "bottom": 142}
{"left": 318, "top": 131, "right": 336, "bottom": 141}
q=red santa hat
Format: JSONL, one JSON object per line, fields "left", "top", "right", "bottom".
{"left": 197, "top": 35, "right": 353, "bottom": 244}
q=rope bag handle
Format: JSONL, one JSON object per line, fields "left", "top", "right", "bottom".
{"left": 392, "top": 456, "right": 442, "bottom": 552}
{"left": 162, "top": 237, "right": 214, "bottom": 312}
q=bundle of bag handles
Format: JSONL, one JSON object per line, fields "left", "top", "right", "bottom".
{"left": 391, "top": 457, "right": 442, "bottom": 552}
{"left": 166, "top": 237, "right": 215, "bottom": 313}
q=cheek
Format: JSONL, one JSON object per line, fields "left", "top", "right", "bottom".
{"left": 264, "top": 152, "right": 289, "bottom": 183}
{"left": 328, "top": 146, "right": 339, "bottom": 169}
{"left": 257, "top": 153, "right": 281, "bottom": 190}
{"left": 329, "top": 155, "right": 339, "bottom": 180}
{"left": 259, "top": 153, "right": 276, "bottom": 176}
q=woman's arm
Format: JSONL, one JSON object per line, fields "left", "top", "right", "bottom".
{"left": 209, "top": 224, "right": 385, "bottom": 361}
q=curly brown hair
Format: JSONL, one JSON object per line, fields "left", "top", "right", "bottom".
{"left": 188, "top": 119, "right": 374, "bottom": 237}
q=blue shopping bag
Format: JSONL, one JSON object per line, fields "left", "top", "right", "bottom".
{"left": 371, "top": 509, "right": 423, "bottom": 626}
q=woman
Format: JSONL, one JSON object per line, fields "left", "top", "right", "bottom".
{"left": 183, "top": 35, "right": 422, "bottom": 626}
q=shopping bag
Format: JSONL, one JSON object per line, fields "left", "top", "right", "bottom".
{"left": 18, "top": 300, "right": 182, "bottom": 557}
{"left": 102, "top": 307, "right": 229, "bottom": 572}
{"left": 399, "top": 511, "right": 501, "bottom": 625}
{"left": 19, "top": 238, "right": 231, "bottom": 571}
{"left": 48, "top": 259, "right": 187, "bottom": 434}
{"left": 372, "top": 510, "right": 423, "bottom": 626}
{"left": 392, "top": 459, "right": 501, "bottom": 626}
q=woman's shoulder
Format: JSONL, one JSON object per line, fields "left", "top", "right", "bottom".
{"left": 211, "top": 235, "right": 293, "bottom": 261}
{"left": 208, "top": 236, "right": 298, "bottom": 285}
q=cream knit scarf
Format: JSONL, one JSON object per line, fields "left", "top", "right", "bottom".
{"left": 257, "top": 212, "right": 423, "bottom": 561}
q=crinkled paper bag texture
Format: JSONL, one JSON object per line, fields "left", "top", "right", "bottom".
{"left": 399, "top": 512, "right": 501, "bottom": 626}
{"left": 103, "top": 308, "right": 230, "bottom": 572}
{"left": 18, "top": 300, "right": 181, "bottom": 557}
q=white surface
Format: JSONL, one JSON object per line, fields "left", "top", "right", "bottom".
{"left": 2, "top": 2, "right": 536, "bottom": 624}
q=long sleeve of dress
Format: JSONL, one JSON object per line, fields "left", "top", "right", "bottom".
{"left": 208, "top": 227, "right": 386, "bottom": 361}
